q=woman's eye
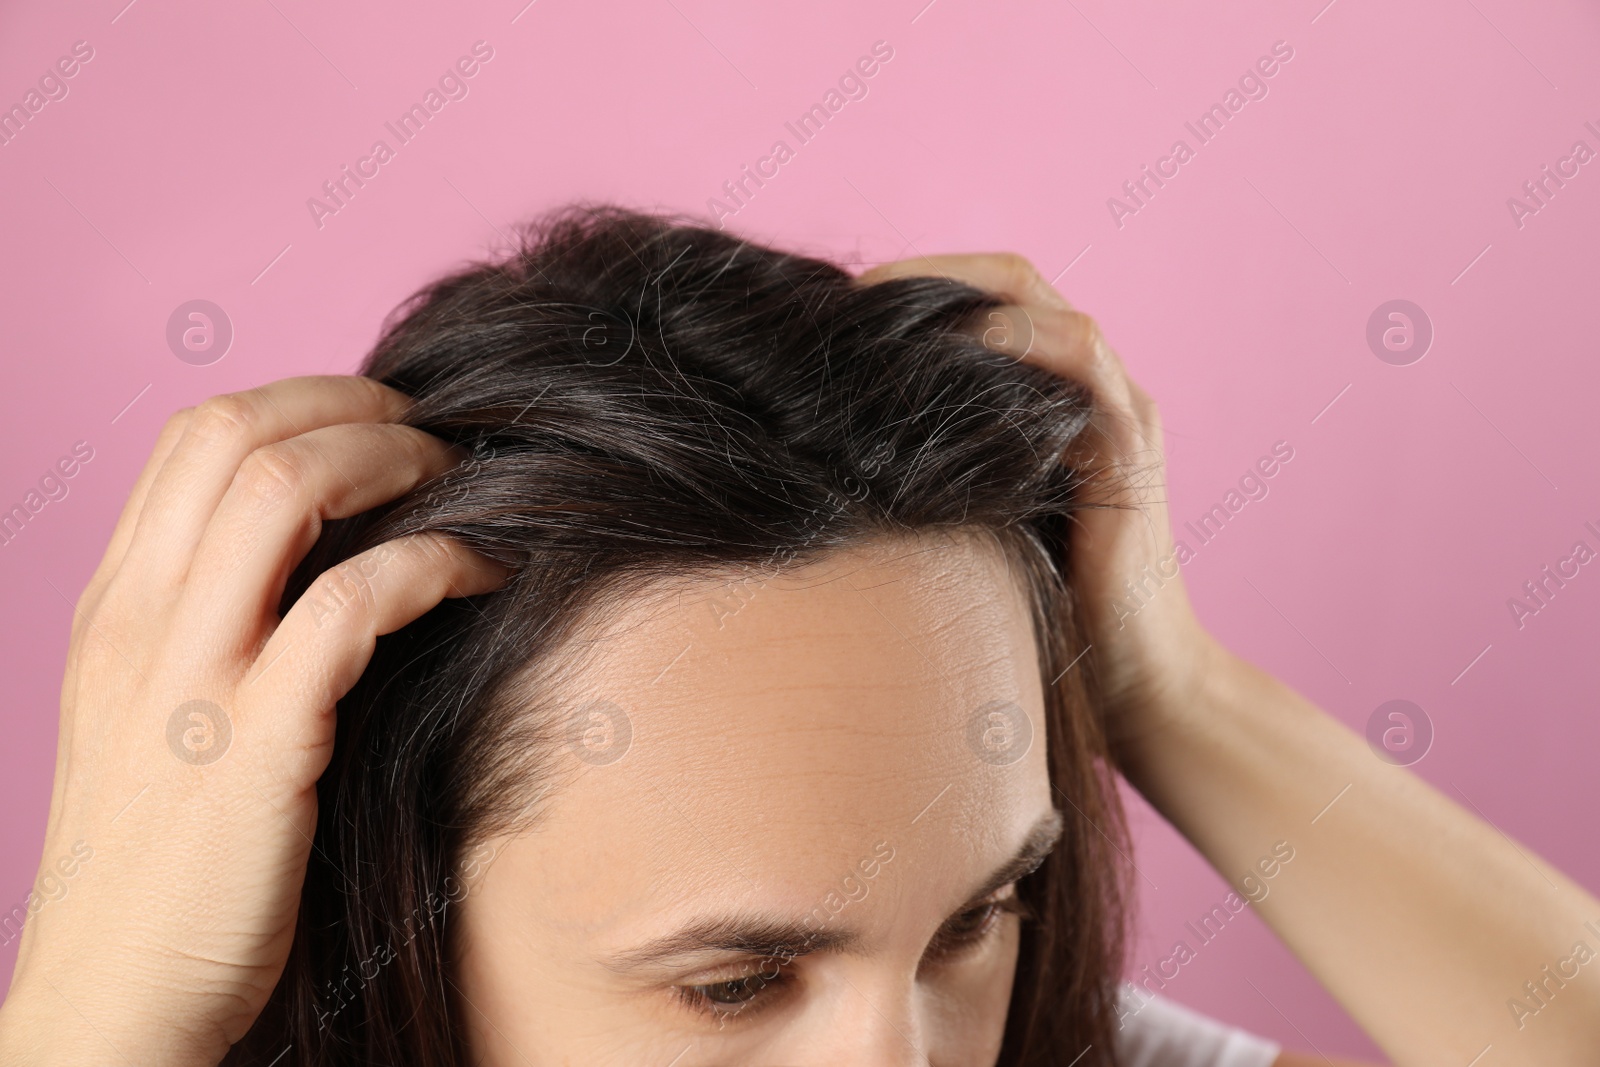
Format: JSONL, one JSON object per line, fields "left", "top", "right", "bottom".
{"left": 675, "top": 962, "right": 789, "bottom": 1022}
{"left": 924, "top": 885, "right": 1030, "bottom": 962}
{"left": 697, "top": 977, "right": 763, "bottom": 1006}
{"left": 931, "top": 903, "right": 1002, "bottom": 952}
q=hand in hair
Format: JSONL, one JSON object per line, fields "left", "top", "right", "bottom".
{"left": 861, "top": 253, "right": 1600, "bottom": 1067}
{"left": 0, "top": 377, "right": 512, "bottom": 1067}
{"left": 858, "top": 251, "right": 1221, "bottom": 744}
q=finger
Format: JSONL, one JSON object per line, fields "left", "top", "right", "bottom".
{"left": 857, "top": 253, "right": 1138, "bottom": 429}
{"left": 1066, "top": 370, "right": 1170, "bottom": 527}
{"left": 56, "top": 407, "right": 196, "bottom": 820}
{"left": 173, "top": 422, "right": 470, "bottom": 659}
{"left": 857, "top": 253, "right": 1157, "bottom": 508}
{"left": 858, "top": 252, "right": 1072, "bottom": 312}
{"left": 857, "top": 252, "right": 1132, "bottom": 418}
{"left": 978, "top": 303, "right": 1135, "bottom": 422}
{"left": 115, "top": 376, "right": 414, "bottom": 606}
{"left": 72, "top": 408, "right": 195, "bottom": 643}
{"left": 974, "top": 304, "right": 1160, "bottom": 520}
{"left": 236, "top": 533, "right": 512, "bottom": 780}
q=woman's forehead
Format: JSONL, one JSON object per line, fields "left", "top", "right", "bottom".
{"left": 492, "top": 531, "right": 1054, "bottom": 920}
{"left": 551, "top": 531, "right": 1046, "bottom": 781}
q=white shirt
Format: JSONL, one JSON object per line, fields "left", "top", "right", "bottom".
{"left": 1114, "top": 985, "right": 1281, "bottom": 1067}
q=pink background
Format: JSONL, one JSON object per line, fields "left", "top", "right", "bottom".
{"left": 3, "top": 0, "right": 1599, "bottom": 1059}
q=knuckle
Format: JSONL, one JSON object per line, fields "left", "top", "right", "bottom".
{"left": 310, "top": 560, "right": 376, "bottom": 624}
{"left": 1060, "top": 310, "right": 1107, "bottom": 361}
{"left": 1036, "top": 308, "right": 1100, "bottom": 358}
{"left": 1072, "top": 308, "right": 1102, "bottom": 341}
{"left": 189, "top": 394, "right": 260, "bottom": 446}
{"left": 412, "top": 533, "right": 451, "bottom": 566}
{"left": 995, "top": 252, "right": 1072, "bottom": 310}
{"left": 855, "top": 264, "right": 892, "bottom": 287}
{"left": 163, "top": 406, "right": 196, "bottom": 438}
{"left": 1129, "top": 379, "right": 1157, "bottom": 409}
{"left": 995, "top": 252, "right": 1044, "bottom": 291}
{"left": 234, "top": 444, "right": 308, "bottom": 507}
{"left": 994, "top": 250, "right": 1036, "bottom": 276}
{"left": 355, "top": 375, "right": 407, "bottom": 417}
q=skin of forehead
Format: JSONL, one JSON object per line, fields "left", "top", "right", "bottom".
{"left": 487, "top": 528, "right": 1054, "bottom": 950}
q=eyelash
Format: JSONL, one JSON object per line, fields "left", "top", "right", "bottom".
{"left": 673, "top": 960, "right": 790, "bottom": 1024}
{"left": 672, "top": 887, "right": 1032, "bottom": 1024}
{"left": 923, "top": 888, "right": 1030, "bottom": 963}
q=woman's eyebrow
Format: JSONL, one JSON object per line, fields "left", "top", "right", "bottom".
{"left": 602, "top": 916, "right": 860, "bottom": 972}
{"left": 956, "top": 808, "right": 1065, "bottom": 910}
{"left": 603, "top": 810, "right": 1065, "bottom": 972}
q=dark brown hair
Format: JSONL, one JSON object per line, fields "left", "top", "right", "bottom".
{"left": 226, "top": 204, "right": 1131, "bottom": 1065}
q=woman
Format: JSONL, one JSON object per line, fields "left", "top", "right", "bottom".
{"left": 0, "top": 206, "right": 1595, "bottom": 1066}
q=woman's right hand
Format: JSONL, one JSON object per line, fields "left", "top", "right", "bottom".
{"left": 0, "top": 376, "right": 511, "bottom": 1066}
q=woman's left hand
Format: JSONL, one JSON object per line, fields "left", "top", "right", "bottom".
{"left": 857, "top": 253, "right": 1223, "bottom": 745}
